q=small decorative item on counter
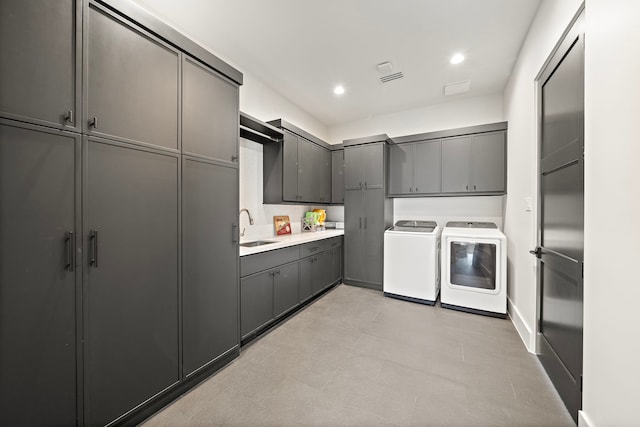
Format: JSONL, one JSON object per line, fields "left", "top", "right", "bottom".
{"left": 302, "top": 211, "right": 325, "bottom": 232}
{"left": 312, "top": 209, "right": 326, "bottom": 224}
{"left": 273, "top": 215, "right": 292, "bottom": 235}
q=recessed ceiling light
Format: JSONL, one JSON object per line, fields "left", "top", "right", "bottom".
{"left": 333, "top": 85, "right": 345, "bottom": 95}
{"left": 450, "top": 53, "right": 465, "bottom": 65}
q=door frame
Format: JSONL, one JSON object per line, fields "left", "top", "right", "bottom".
{"left": 533, "top": 2, "right": 585, "bottom": 353}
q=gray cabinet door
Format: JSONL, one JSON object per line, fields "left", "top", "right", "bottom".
{"left": 182, "top": 158, "right": 238, "bottom": 377}
{"left": 0, "top": 121, "right": 78, "bottom": 426}
{"left": 364, "top": 188, "right": 384, "bottom": 287}
{"left": 413, "top": 140, "right": 442, "bottom": 194}
{"left": 344, "top": 146, "right": 363, "bottom": 189}
{"left": 344, "top": 189, "right": 364, "bottom": 282}
{"left": 240, "top": 270, "right": 273, "bottom": 337}
{"left": 274, "top": 262, "right": 299, "bottom": 317}
{"left": 297, "top": 138, "right": 318, "bottom": 202}
{"left": 299, "top": 256, "right": 313, "bottom": 303}
{"left": 86, "top": 4, "right": 179, "bottom": 150}
{"left": 182, "top": 57, "right": 239, "bottom": 163}
{"left": 0, "top": 0, "right": 80, "bottom": 130}
{"left": 331, "top": 246, "right": 343, "bottom": 284}
{"left": 282, "top": 130, "right": 299, "bottom": 202}
{"left": 472, "top": 132, "right": 505, "bottom": 192}
{"left": 388, "top": 143, "right": 413, "bottom": 194}
{"left": 331, "top": 150, "right": 345, "bottom": 204}
{"left": 313, "top": 250, "right": 333, "bottom": 294}
{"left": 319, "top": 147, "right": 332, "bottom": 203}
{"left": 363, "top": 143, "right": 384, "bottom": 188}
{"left": 85, "top": 139, "right": 179, "bottom": 426}
{"left": 441, "top": 136, "right": 471, "bottom": 193}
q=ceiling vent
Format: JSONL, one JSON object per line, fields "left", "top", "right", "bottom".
{"left": 379, "top": 72, "right": 404, "bottom": 84}
{"left": 377, "top": 61, "right": 404, "bottom": 84}
{"left": 444, "top": 80, "right": 471, "bottom": 96}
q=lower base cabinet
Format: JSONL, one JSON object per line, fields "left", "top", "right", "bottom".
{"left": 240, "top": 236, "right": 343, "bottom": 340}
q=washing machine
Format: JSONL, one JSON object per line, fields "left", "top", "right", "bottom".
{"left": 440, "top": 222, "right": 507, "bottom": 317}
{"left": 383, "top": 220, "right": 440, "bottom": 305}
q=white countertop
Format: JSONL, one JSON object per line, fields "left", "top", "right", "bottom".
{"left": 239, "top": 229, "right": 344, "bottom": 257}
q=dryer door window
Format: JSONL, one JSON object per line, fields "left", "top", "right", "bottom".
{"left": 450, "top": 242, "right": 496, "bottom": 290}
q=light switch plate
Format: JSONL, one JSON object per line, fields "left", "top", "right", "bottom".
{"left": 525, "top": 197, "right": 532, "bottom": 212}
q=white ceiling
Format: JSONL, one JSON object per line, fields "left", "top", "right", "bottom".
{"left": 132, "top": 0, "right": 541, "bottom": 127}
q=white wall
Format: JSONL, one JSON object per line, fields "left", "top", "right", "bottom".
{"left": 329, "top": 93, "right": 503, "bottom": 144}
{"left": 501, "top": 0, "right": 583, "bottom": 351}
{"left": 581, "top": 1, "right": 640, "bottom": 426}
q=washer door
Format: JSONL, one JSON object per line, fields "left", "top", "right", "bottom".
{"left": 449, "top": 240, "right": 497, "bottom": 290}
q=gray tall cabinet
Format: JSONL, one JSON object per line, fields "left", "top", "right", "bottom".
{"left": 343, "top": 136, "right": 393, "bottom": 290}
{"left": 0, "top": 1, "right": 242, "bottom": 425}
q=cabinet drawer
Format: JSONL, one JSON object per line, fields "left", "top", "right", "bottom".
{"left": 327, "top": 236, "right": 343, "bottom": 249}
{"left": 299, "top": 239, "right": 330, "bottom": 258}
{"left": 240, "top": 246, "right": 299, "bottom": 277}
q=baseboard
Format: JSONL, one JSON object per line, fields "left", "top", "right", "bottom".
{"left": 507, "top": 297, "right": 535, "bottom": 353}
{"left": 578, "top": 410, "right": 594, "bottom": 427}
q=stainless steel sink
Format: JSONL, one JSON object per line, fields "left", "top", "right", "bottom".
{"left": 240, "top": 240, "right": 276, "bottom": 248}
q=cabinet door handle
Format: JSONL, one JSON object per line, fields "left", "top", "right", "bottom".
{"left": 231, "top": 155, "right": 238, "bottom": 162}
{"left": 309, "top": 246, "right": 319, "bottom": 252}
{"left": 364, "top": 181, "right": 367, "bottom": 188}
{"left": 89, "top": 230, "right": 99, "bottom": 267}
{"left": 415, "top": 187, "right": 419, "bottom": 192}
{"left": 466, "top": 185, "right": 469, "bottom": 191}
{"left": 232, "top": 223, "right": 238, "bottom": 243}
{"left": 409, "top": 187, "right": 413, "bottom": 192}
{"left": 64, "top": 232, "right": 74, "bottom": 272}
{"left": 64, "top": 110, "right": 73, "bottom": 125}
{"left": 275, "top": 270, "right": 280, "bottom": 276}
{"left": 270, "top": 271, "right": 275, "bottom": 277}
{"left": 89, "top": 117, "right": 98, "bottom": 129}
{"left": 473, "top": 185, "right": 476, "bottom": 190}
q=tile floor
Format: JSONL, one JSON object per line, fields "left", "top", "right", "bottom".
{"left": 143, "top": 284, "right": 575, "bottom": 426}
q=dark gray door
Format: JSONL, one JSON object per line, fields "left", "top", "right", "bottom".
{"left": 331, "top": 150, "right": 345, "bottom": 203}
{"left": 344, "top": 146, "right": 363, "bottom": 189}
{"left": 297, "top": 139, "right": 317, "bottom": 202}
{"left": 534, "top": 11, "right": 584, "bottom": 423}
{"left": 84, "top": 139, "right": 179, "bottom": 426}
{"left": 86, "top": 3, "right": 179, "bottom": 150}
{"left": 274, "top": 262, "right": 299, "bottom": 317}
{"left": 331, "top": 246, "right": 343, "bottom": 284}
{"left": 0, "top": 0, "right": 80, "bottom": 130}
{"left": 182, "top": 57, "right": 239, "bottom": 163}
{"left": 364, "top": 188, "right": 384, "bottom": 288}
{"left": 312, "top": 250, "right": 332, "bottom": 294}
{"left": 240, "top": 271, "right": 273, "bottom": 337}
{"left": 413, "top": 140, "right": 441, "bottom": 194}
{"left": 388, "top": 143, "right": 412, "bottom": 194}
{"left": 182, "top": 158, "right": 238, "bottom": 377}
{"left": 299, "top": 257, "right": 313, "bottom": 303}
{"left": 0, "top": 121, "right": 78, "bottom": 426}
{"left": 472, "top": 132, "right": 505, "bottom": 192}
{"left": 363, "top": 143, "right": 383, "bottom": 188}
{"left": 282, "top": 130, "right": 299, "bottom": 201}
{"left": 319, "top": 148, "right": 332, "bottom": 203}
{"left": 344, "top": 188, "right": 364, "bottom": 282}
{"left": 441, "top": 136, "right": 471, "bottom": 193}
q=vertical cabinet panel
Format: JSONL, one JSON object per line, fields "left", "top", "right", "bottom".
{"left": 85, "top": 140, "right": 179, "bottom": 426}
{"left": 297, "top": 139, "right": 317, "bottom": 202}
{"left": 472, "top": 132, "right": 505, "bottom": 192}
{"left": 274, "top": 262, "right": 299, "bottom": 318}
{"left": 363, "top": 144, "right": 384, "bottom": 188}
{"left": 344, "top": 188, "right": 364, "bottom": 282}
{"left": 0, "top": 0, "right": 79, "bottom": 130}
{"left": 0, "top": 121, "right": 78, "bottom": 426}
{"left": 313, "top": 251, "right": 333, "bottom": 294}
{"left": 413, "top": 140, "right": 441, "bottom": 194}
{"left": 388, "top": 143, "right": 412, "bottom": 194}
{"left": 319, "top": 148, "right": 332, "bottom": 203}
{"left": 282, "top": 130, "right": 299, "bottom": 202}
{"left": 182, "top": 57, "right": 239, "bottom": 163}
{"left": 441, "top": 136, "right": 471, "bottom": 193}
{"left": 331, "top": 246, "right": 343, "bottom": 284}
{"left": 182, "top": 159, "right": 238, "bottom": 377}
{"left": 364, "top": 188, "right": 384, "bottom": 286}
{"left": 344, "top": 146, "right": 363, "bottom": 189}
{"left": 240, "top": 271, "right": 273, "bottom": 337}
{"left": 86, "top": 4, "right": 179, "bottom": 150}
{"left": 331, "top": 150, "right": 345, "bottom": 204}
{"left": 299, "top": 257, "right": 313, "bottom": 303}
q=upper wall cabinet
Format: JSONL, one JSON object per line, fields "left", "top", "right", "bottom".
{"left": 388, "top": 140, "right": 441, "bottom": 196}
{"left": 441, "top": 131, "right": 506, "bottom": 194}
{"left": 182, "top": 56, "right": 239, "bottom": 163}
{"left": 264, "top": 120, "right": 333, "bottom": 204}
{"left": 331, "top": 149, "right": 345, "bottom": 204}
{"left": 0, "top": 0, "right": 81, "bottom": 131}
{"left": 389, "top": 123, "right": 507, "bottom": 197}
{"left": 345, "top": 143, "right": 384, "bottom": 190}
{"left": 85, "top": 3, "right": 180, "bottom": 151}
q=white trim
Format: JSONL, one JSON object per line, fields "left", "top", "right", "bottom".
{"left": 508, "top": 297, "right": 535, "bottom": 352}
{"left": 578, "top": 410, "right": 594, "bottom": 427}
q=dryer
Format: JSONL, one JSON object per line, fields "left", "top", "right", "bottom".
{"left": 440, "top": 222, "right": 507, "bottom": 317}
{"left": 384, "top": 220, "right": 440, "bottom": 305}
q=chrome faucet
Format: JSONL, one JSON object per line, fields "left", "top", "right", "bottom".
{"left": 239, "top": 208, "right": 254, "bottom": 237}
